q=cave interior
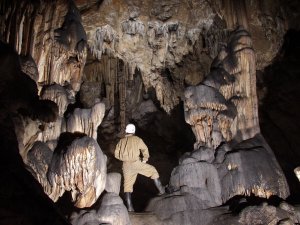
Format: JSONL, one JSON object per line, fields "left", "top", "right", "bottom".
{"left": 0, "top": 0, "right": 300, "bottom": 225}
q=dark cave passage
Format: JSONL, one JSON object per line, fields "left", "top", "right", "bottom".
{"left": 130, "top": 103, "right": 195, "bottom": 211}
{"left": 259, "top": 29, "right": 300, "bottom": 203}
{"left": 97, "top": 101, "right": 195, "bottom": 212}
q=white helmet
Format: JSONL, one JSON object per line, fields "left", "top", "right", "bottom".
{"left": 125, "top": 124, "right": 136, "bottom": 134}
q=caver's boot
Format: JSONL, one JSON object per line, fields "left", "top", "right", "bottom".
{"left": 124, "top": 192, "right": 134, "bottom": 212}
{"left": 153, "top": 178, "right": 165, "bottom": 195}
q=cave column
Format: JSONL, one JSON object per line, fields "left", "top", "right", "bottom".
{"left": 118, "top": 60, "right": 127, "bottom": 135}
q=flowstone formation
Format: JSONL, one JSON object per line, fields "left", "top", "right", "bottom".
{"left": 184, "top": 27, "right": 259, "bottom": 148}
{"left": 146, "top": 27, "right": 291, "bottom": 225}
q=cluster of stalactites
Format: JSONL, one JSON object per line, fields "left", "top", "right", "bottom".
{"left": 89, "top": 25, "right": 119, "bottom": 60}
{"left": 0, "top": 0, "right": 87, "bottom": 94}
{"left": 83, "top": 54, "right": 137, "bottom": 132}
{"left": 35, "top": 1, "right": 87, "bottom": 93}
{"left": 86, "top": 19, "right": 190, "bottom": 114}
{"left": 184, "top": 85, "right": 235, "bottom": 150}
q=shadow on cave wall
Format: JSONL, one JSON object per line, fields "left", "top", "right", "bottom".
{"left": 259, "top": 29, "right": 300, "bottom": 203}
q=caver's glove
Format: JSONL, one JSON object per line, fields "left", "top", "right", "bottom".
{"left": 142, "top": 158, "right": 148, "bottom": 163}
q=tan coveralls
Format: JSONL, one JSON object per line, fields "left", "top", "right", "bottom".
{"left": 114, "top": 134, "right": 159, "bottom": 192}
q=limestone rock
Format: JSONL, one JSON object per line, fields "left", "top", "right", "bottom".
{"left": 26, "top": 141, "right": 53, "bottom": 195}
{"left": 40, "top": 84, "right": 70, "bottom": 117}
{"left": 218, "top": 135, "right": 290, "bottom": 202}
{"left": 79, "top": 81, "right": 102, "bottom": 108}
{"left": 71, "top": 173, "right": 130, "bottom": 225}
{"left": 129, "top": 212, "right": 170, "bottom": 225}
{"left": 132, "top": 100, "right": 158, "bottom": 127}
{"left": 48, "top": 136, "right": 107, "bottom": 208}
{"left": 105, "top": 172, "right": 122, "bottom": 195}
{"left": 81, "top": 0, "right": 221, "bottom": 113}
{"left": 169, "top": 161, "right": 222, "bottom": 207}
{"left": 96, "top": 193, "right": 131, "bottom": 225}
{"left": 67, "top": 102, "right": 105, "bottom": 139}
{"left": 146, "top": 194, "right": 227, "bottom": 223}
{"left": 238, "top": 203, "right": 290, "bottom": 225}
{"left": 20, "top": 55, "right": 39, "bottom": 82}
{"left": 37, "top": 117, "right": 65, "bottom": 150}
{"left": 12, "top": 115, "right": 41, "bottom": 162}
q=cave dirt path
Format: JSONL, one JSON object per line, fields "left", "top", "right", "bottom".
{"left": 129, "top": 212, "right": 164, "bottom": 225}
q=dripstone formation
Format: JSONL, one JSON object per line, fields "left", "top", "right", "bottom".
{"left": 0, "top": 0, "right": 300, "bottom": 225}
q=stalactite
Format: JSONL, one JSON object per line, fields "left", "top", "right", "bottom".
{"left": 89, "top": 25, "right": 118, "bottom": 60}
{"left": 118, "top": 60, "right": 127, "bottom": 135}
{"left": 121, "top": 19, "right": 145, "bottom": 36}
{"left": 183, "top": 27, "right": 261, "bottom": 147}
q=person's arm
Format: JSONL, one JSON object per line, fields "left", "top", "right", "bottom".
{"left": 139, "top": 138, "right": 149, "bottom": 162}
{"left": 114, "top": 140, "right": 121, "bottom": 160}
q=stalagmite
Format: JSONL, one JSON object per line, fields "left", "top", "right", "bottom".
{"left": 221, "top": 27, "right": 260, "bottom": 141}
{"left": 147, "top": 25, "right": 289, "bottom": 224}
{"left": 48, "top": 136, "right": 107, "bottom": 208}
{"left": 70, "top": 173, "right": 131, "bottom": 225}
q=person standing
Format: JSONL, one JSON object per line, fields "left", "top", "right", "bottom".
{"left": 114, "top": 123, "right": 165, "bottom": 212}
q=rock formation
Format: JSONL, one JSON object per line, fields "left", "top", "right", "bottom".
{"left": 0, "top": 0, "right": 300, "bottom": 225}
{"left": 145, "top": 26, "right": 289, "bottom": 225}
{"left": 46, "top": 136, "right": 107, "bottom": 208}
{"left": 66, "top": 102, "right": 105, "bottom": 139}
{"left": 71, "top": 172, "right": 131, "bottom": 225}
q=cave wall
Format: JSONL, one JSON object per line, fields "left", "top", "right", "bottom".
{"left": 0, "top": 0, "right": 300, "bottom": 225}
{"left": 75, "top": 0, "right": 288, "bottom": 113}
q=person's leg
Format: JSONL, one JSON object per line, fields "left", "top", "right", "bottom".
{"left": 137, "top": 161, "right": 165, "bottom": 195}
{"left": 122, "top": 162, "right": 138, "bottom": 211}
{"left": 153, "top": 178, "right": 165, "bottom": 195}
{"left": 124, "top": 192, "right": 134, "bottom": 212}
